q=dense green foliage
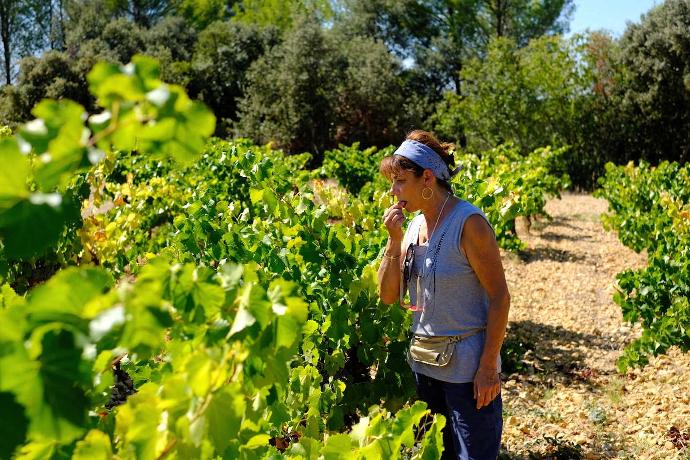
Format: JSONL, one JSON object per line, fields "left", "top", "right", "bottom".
{"left": 333, "top": 0, "right": 574, "bottom": 93}
{"left": 453, "top": 145, "right": 570, "bottom": 251}
{"left": 615, "top": 0, "right": 690, "bottom": 165}
{"left": 7, "top": 1, "right": 690, "bottom": 188}
{"left": 190, "top": 20, "right": 279, "bottom": 134}
{"left": 596, "top": 161, "right": 690, "bottom": 371}
{"left": 235, "top": 17, "right": 342, "bottom": 155}
{"left": 1, "top": 0, "right": 578, "bottom": 164}
{"left": 433, "top": 36, "right": 587, "bottom": 154}
{"left": 0, "top": 54, "right": 576, "bottom": 458}
{"left": 431, "top": 0, "right": 690, "bottom": 188}
{"left": 431, "top": 32, "right": 633, "bottom": 189}
{"left": 0, "top": 56, "right": 452, "bottom": 459}
{"left": 236, "top": 19, "right": 410, "bottom": 154}
{"left": 320, "top": 143, "right": 392, "bottom": 195}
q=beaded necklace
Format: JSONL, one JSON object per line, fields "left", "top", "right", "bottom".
{"left": 414, "top": 194, "right": 452, "bottom": 310}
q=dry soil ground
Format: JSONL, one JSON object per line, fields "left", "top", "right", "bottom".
{"left": 499, "top": 193, "right": 690, "bottom": 459}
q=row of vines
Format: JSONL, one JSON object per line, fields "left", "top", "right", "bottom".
{"left": 0, "top": 57, "right": 570, "bottom": 459}
{"left": 596, "top": 162, "right": 690, "bottom": 371}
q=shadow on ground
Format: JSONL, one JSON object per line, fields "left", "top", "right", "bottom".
{"left": 517, "top": 246, "right": 587, "bottom": 263}
{"left": 504, "top": 320, "right": 619, "bottom": 387}
{"left": 538, "top": 231, "right": 594, "bottom": 243}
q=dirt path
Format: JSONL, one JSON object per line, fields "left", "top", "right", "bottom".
{"left": 499, "top": 193, "right": 690, "bottom": 459}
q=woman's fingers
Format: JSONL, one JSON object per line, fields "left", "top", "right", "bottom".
{"left": 381, "top": 201, "right": 406, "bottom": 241}
{"left": 474, "top": 372, "right": 501, "bottom": 409}
{"left": 485, "top": 384, "right": 500, "bottom": 406}
{"left": 383, "top": 204, "right": 405, "bottom": 235}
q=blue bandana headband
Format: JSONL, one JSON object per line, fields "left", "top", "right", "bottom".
{"left": 393, "top": 139, "right": 462, "bottom": 180}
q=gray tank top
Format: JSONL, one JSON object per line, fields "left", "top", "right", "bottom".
{"left": 403, "top": 200, "right": 502, "bottom": 383}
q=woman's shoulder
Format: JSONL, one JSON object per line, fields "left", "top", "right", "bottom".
{"left": 455, "top": 200, "right": 495, "bottom": 239}
{"left": 455, "top": 199, "right": 483, "bottom": 214}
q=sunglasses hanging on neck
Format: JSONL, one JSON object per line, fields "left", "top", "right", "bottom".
{"left": 399, "top": 227, "right": 448, "bottom": 312}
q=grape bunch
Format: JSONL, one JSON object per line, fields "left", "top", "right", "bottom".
{"left": 105, "top": 360, "right": 136, "bottom": 409}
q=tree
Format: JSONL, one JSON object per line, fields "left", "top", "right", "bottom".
{"left": 236, "top": 16, "right": 342, "bottom": 155}
{"left": 176, "top": 0, "right": 231, "bottom": 29}
{"left": 569, "top": 31, "right": 631, "bottom": 188}
{"left": 140, "top": 15, "right": 198, "bottom": 86}
{"left": 331, "top": 0, "right": 436, "bottom": 56}
{"left": 434, "top": 36, "right": 587, "bottom": 150}
{"left": 0, "top": 0, "right": 65, "bottom": 85}
{"left": 103, "top": 0, "right": 174, "bottom": 26}
{"left": 1, "top": 4, "right": 203, "bottom": 125}
{"left": 476, "top": 0, "right": 573, "bottom": 46}
{"left": 232, "top": 0, "right": 333, "bottom": 33}
{"left": 333, "top": 0, "right": 574, "bottom": 94}
{"left": 334, "top": 35, "right": 409, "bottom": 147}
{"left": 0, "top": 51, "right": 90, "bottom": 125}
{"left": 191, "top": 20, "right": 278, "bottom": 135}
{"left": 236, "top": 17, "right": 416, "bottom": 157}
{"left": 616, "top": 0, "right": 690, "bottom": 164}
{"left": 63, "top": 1, "right": 202, "bottom": 85}
{"left": 431, "top": 34, "right": 622, "bottom": 188}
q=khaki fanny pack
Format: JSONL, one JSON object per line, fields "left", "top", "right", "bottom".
{"left": 408, "top": 328, "right": 486, "bottom": 367}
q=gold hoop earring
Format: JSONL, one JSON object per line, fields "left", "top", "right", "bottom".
{"left": 422, "top": 187, "right": 434, "bottom": 200}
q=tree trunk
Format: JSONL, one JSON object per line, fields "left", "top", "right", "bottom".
{"left": 0, "top": 0, "right": 13, "bottom": 85}
{"left": 494, "top": 0, "right": 506, "bottom": 37}
{"left": 453, "top": 60, "right": 462, "bottom": 95}
{"left": 53, "top": 0, "right": 66, "bottom": 50}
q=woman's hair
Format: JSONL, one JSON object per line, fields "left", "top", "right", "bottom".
{"left": 379, "top": 130, "right": 456, "bottom": 192}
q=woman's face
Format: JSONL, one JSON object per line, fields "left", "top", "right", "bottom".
{"left": 389, "top": 169, "right": 427, "bottom": 212}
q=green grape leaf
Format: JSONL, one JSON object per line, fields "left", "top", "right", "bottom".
{"left": 18, "top": 100, "right": 89, "bottom": 191}
{"left": 320, "top": 433, "right": 354, "bottom": 460}
{"left": 27, "top": 267, "right": 113, "bottom": 327}
{"left": 418, "top": 414, "right": 446, "bottom": 460}
{"left": 131, "top": 55, "right": 161, "bottom": 84}
{"left": 186, "top": 352, "right": 213, "bottom": 397}
{"left": 91, "top": 72, "right": 147, "bottom": 106}
{"left": 0, "top": 329, "right": 89, "bottom": 443}
{"left": 241, "top": 434, "right": 270, "bottom": 450}
{"left": 249, "top": 188, "right": 264, "bottom": 204}
{"left": 288, "top": 437, "right": 320, "bottom": 460}
{"left": 73, "top": 430, "right": 113, "bottom": 460}
{"left": 13, "top": 441, "right": 56, "bottom": 460}
{"left": 176, "top": 265, "right": 225, "bottom": 318}
{"left": 0, "top": 193, "right": 80, "bottom": 259}
{"left": 120, "top": 276, "right": 171, "bottom": 359}
{"left": 86, "top": 62, "right": 123, "bottom": 104}
{"left": 390, "top": 401, "right": 427, "bottom": 448}
{"left": 274, "top": 299, "right": 307, "bottom": 349}
{"left": 0, "top": 282, "right": 24, "bottom": 312}
{"left": 205, "top": 385, "right": 245, "bottom": 453}
{"left": 0, "top": 138, "right": 30, "bottom": 210}
{"left": 230, "top": 283, "right": 272, "bottom": 336}
{"left": 0, "top": 391, "right": 29, "bottom": 459}
{"left": 115, "top": 384, "right": 164, "bottom": 459}
{"left": 110, "top": 113, "right": 139, "bottom": 152}
{"left": 268, "top": 280, "right": 308, "bottom": 349}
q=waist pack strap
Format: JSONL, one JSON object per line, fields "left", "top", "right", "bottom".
{"left": 448, "top": 327, "right": 486, "bottom": 343}
{"left": 413, "top": 327, "right": 486, "bottom": 344}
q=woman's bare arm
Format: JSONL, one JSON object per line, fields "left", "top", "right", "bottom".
{"left": 462, "top": 214, "right": 510, "bottom": 408}
{"left": 378, "top": 202, "right": 406, "bottom": 304}
{"left": 378, "top": 237, "right": 404, "bottom": 304}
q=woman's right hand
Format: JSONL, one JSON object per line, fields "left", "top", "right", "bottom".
{"left": 383, "top": 201, "right": 406, "bottom": 241}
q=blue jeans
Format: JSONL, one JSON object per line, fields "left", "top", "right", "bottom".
{"left": 414, "top": 372, "right": 503, "bottom": 460}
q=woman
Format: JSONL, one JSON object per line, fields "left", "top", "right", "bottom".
{"left": 377, "top": 130, "right": 510, "bottom": 460}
